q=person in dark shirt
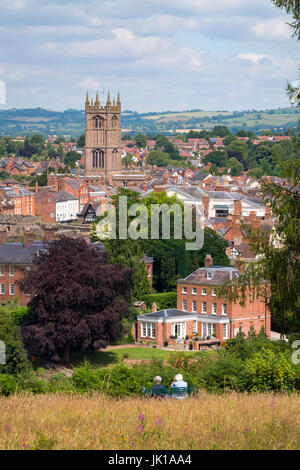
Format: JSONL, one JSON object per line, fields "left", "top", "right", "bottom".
{"left": 151, "top": 375, "right": 167, "bottom": 397}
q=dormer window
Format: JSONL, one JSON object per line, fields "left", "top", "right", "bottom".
{"left": 207, "top": 272, "right": 213, "bottom": 280}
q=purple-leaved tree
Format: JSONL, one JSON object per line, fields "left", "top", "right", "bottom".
{"left": 19, "top": 236, "right": 133, "bottom": 362}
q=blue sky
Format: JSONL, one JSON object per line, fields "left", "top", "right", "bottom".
{"left": 0, "top": 0, "right": 298, "bottom": 112}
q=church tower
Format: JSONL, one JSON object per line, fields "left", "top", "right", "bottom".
{"left": 84, "top": 91, "right": 122, "bottom": 182}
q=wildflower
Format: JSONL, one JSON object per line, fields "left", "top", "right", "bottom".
{"left": 22, "top": 436, "right": 30, "bottom": 450}
{"left": 270, "top": 398, "right": 278, "bottom": 408}
{"left": 136, "top": 424, "right": 143, "bottom": 432}
{"left": 244, "top": 427, "right": 251, "bottom": 433}
{"left": 138, "top": 413, "right": 144, "bottom": 423}
{"left": 4, "top": 425, "right": 11, "bottom": 433}
{"left": 155, "top": 417, "right": 162, "bottom": 428}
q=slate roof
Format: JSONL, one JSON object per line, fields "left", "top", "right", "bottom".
{"left": 180, "top": 266, "right": 240, "bottom": 285}
{"left": 0, "top": 241, "right": 48, "bottom": 264}
{"left": 137, "top": 308, "right": 229, "bottom": 322}
{"left": 138, "top": 309, "right": 195, "bottom": 320}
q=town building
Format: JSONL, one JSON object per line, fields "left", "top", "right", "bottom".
{"left": 137, "top": 255, "right": 270, "bottom": 348}
{"left": 35, "top": 190, "right": 78, "bottom": 222}
{"left": 0, "top": 230, "right": 48, "bottom": 306}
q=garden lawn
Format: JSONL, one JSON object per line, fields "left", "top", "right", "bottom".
{"left": 70, "top": 347, "right": 177, "bottom": 367}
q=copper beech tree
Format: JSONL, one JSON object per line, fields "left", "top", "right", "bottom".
{"left": 19, "top": 237, "right": 133, "bottom": 362}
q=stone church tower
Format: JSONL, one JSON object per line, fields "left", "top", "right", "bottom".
{"left": 84, "top": 91, "right": 122, "bottom": 183}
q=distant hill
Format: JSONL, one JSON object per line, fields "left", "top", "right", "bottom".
{"left": 0, "top": 107, "right": 299, "bottom": 137}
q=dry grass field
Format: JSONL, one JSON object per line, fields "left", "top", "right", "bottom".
{"left": 0, "top": 392, "right": 299, "bottom": 450}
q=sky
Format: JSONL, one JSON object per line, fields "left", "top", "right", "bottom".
{"left": 0, "top": 0, "right": 299, "bottom": 112}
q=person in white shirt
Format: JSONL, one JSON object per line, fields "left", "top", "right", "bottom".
{"left": 170, "top": 374, "right": 188, "bottom": 399}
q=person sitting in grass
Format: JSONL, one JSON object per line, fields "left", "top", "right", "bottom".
{"left": 170, "top": 374, "right": 188, "bottom": 399}
{"left": 151, "top": 376, "right": 168, "bottom": 397}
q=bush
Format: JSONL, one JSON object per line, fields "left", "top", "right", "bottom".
{"left": 141, "top": 292, "right": 177, "bottom": 310}
{"left": 245, "top": 349, "right": 297, "bottom": 392}
{"left": 0, "top": 306, "right": 30, "bottom": 375}
{"left": 288, "top": 332, "right": 300, "bottom": 347}
{"left": 127, "top": 331, "right": 135, "bottom": 344}
{"left": 200, "top": 352, "right": 245, "bottom": 392}
{"left": 0, "top": 374, "right": 17, "bottom": 396}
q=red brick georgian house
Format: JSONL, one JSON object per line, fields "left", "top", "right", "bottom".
{"left": 137, "top": 255, "right": 270, "bottom": 348}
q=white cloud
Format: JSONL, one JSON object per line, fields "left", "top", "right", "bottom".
{"left": 252, "top": 17, "right": 291, "bottom": 40}
{"left": 42, "top": 28, "right": 169, "bottom": 58}
{"left": 79, "top": 76, "right": 101, "bottom": 90}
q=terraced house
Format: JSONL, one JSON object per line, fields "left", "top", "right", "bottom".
{"left": 137, "top": 255, "right": 270, "bottom": 349}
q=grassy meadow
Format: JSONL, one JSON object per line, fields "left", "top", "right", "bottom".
{"left": 0, "top": 392, "right": 299, "bottom": 450}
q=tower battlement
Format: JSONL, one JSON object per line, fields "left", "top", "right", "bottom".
{"left": 84, "top": 90, "right": 122, "bottom": 183}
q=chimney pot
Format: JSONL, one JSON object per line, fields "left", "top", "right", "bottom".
{"left": 152, "top": 302, "right": 157, "bottom": 313}
{"left": 204, "top": 254, "right": 213, "bottom": 267}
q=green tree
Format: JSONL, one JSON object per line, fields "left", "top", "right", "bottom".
{"left": 228, "top": 157, "right": 244, "bottom": 176}
{"left": 0, "top": 303, "right": 29, "bottom": 375}
{"left": 212, "top": 125, "right": 231, "bottom": 137}
{"left": 64, "top": 150, "right": 81, "bottom": 167}
{"left": 147, "top": 150, "right": 170, "bottom": 167}
{"left": 135, "top": 134, "right": 147, "bottom": 148}
{"left": 76, "top": 134, "right": 85, "bottom": 147}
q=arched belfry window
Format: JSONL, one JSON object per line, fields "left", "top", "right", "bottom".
{"left": 92, "top": 149, "right": 105, "bottom": 168}
{"left": 112, "top": 115, "right": 118, "bottom": 128}
{"left": 92, "top": 150, "right": 98, "bottom": 168}
{"left": 92, "top": 116, "right": 104, "bottom": 129}
{"left": 99, "top": 150, "right": 105, "bottom": 168}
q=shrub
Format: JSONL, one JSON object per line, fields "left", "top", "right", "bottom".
{"left": 126, "top": 331, "right": 135, "bottom": 344}
{"left": 199, "top": 352, "right": 245, "bottom": 392}
{"left": 289, "top": 332, "right": 300, "bottom": 347}
{"left": 141, "top": 292, "right": 177, "bottom": 310}
{"left": 245, "top": 349, "right": 297, "bottom": 392}
{"left": 0, "top": 374, "right": 17, "bottom": 396}
{"left": 0, "top": 306, "right": 30, "bottom": 375}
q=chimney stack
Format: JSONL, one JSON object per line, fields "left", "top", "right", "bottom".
{"left": 24, "top": 231, "right": 36, "bottom": 248}
{"left": 233, "top": 200, "right": 242, "bottom": 216}
{"left": 204, "top": 254, "right": 213, "bottom": 268}
{"left": 202, "top": 195, "right": 210, "bottom": 218}
{"left": 152, "top": 302, "right": 157, "bottom": 313}
{"left": 0, "top": 229, "right": 7, "bottom": 245}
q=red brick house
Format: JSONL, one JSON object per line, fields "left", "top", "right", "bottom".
{"left": 0, "top": 231, "right": 48, "bottom": 306}
{"left": 137, "top": 255, "right": 270, "bottom": 347}
{"left": 140, "top": 254, "right": 154, "bottom": 288}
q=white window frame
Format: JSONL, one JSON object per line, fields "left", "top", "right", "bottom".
{"left": 0, "top": 265, "right": 4, "bottom": 276}
{"left": 0, "top": 283, "right": 4, "bottom": 295}
{"left": 202, "top": 301, "right": 207, "bottom": 313}
{"left": 192, "top": 287, "right": 197, "bottom": 295}
{"left": 182, "top": 300, "right": 187, "bottom": 311}
{"left": 9, "top": 283, "right": 15, "bottom": 296}
{"left": 193, "top": 320, "right": 197, "bottom": 334}
{"left": 212, "top": 302, "right": 217, "bottom": 315}
{"left": 182, "top": 287, "right": 187, "bottom": 294}
{"left": 222, "top": 303, "right": 227, "bottom": 315}
{"left": 223, "top": 323, "right": 228, "bottom": 340}
{"left": 9, "top": 265, "right": 15, "bottom": 277}
{"left": 141, "top": 322, "right": 155, "bottom": 339}
{"left": 207, "top": 272, "right": 213, "bottom": 280}
{"left": 212, "top": 289, "right": 217, "bottom": 296}
{"left": 192, "top": 300, "right": 197, "bottom": 312}
{"left": 202, "top": 288, "right": 207, "bottom": 296}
